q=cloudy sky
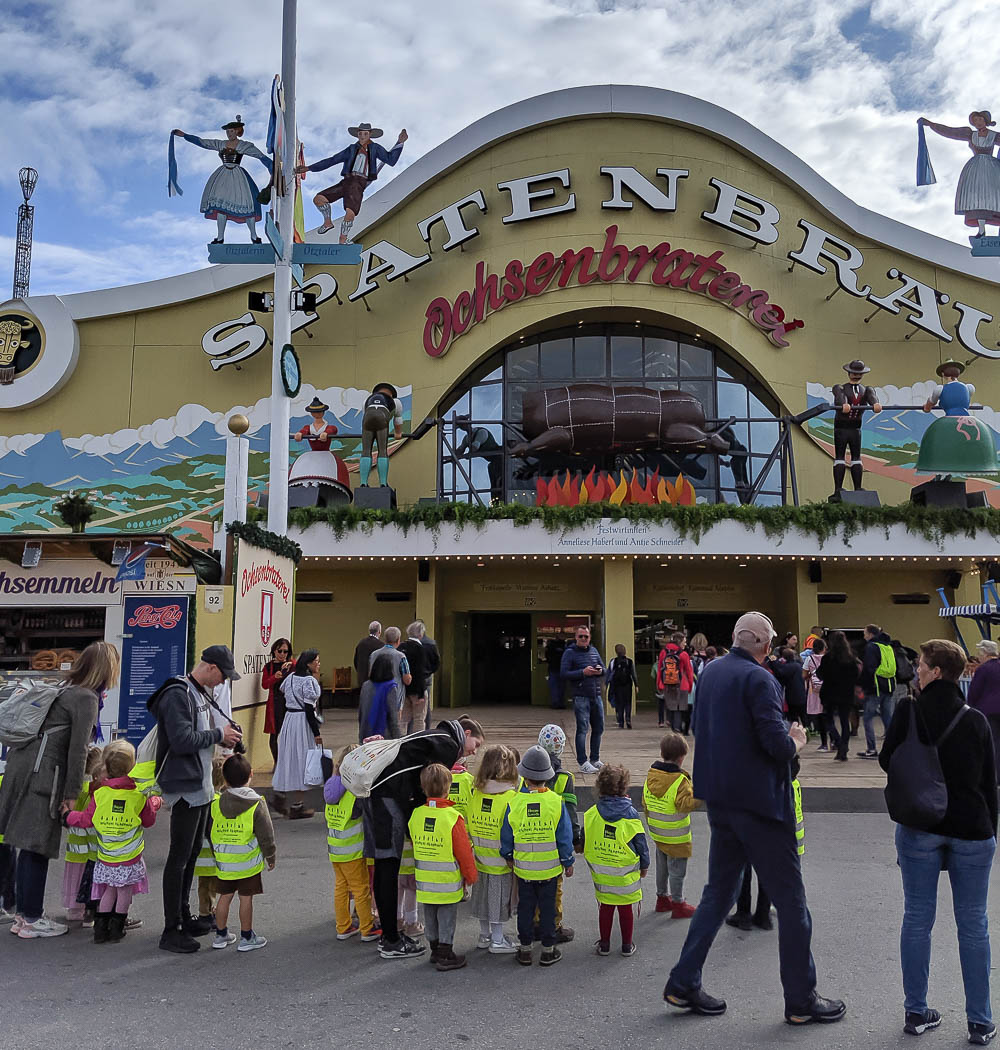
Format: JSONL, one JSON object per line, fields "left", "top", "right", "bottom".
{"left": 0, "top": 0, "right": 992, "bottom": 297}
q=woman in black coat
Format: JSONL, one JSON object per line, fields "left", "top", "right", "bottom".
{"left": 815, "top": 630, "right": 859, "bottom": 761}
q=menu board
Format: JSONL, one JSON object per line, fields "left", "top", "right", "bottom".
{"left": 119, "top": 595, "right": 190, "bottom": 744}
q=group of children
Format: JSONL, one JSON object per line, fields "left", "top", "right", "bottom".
{"left": 322, "top": 722, "right": 703, "bottom": 968}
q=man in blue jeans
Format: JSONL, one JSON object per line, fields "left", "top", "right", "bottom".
{"left": 559, "top": 626, "right": 606, "bottom": 773}
{"left": 859, "top": 623, "right": 897, "bottom": 758}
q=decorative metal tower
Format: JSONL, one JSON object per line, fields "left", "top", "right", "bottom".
{"left": 13, "top": 167, "right": 38, "bottom": 300}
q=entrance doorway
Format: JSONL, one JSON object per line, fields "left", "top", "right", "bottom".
{"left": 682, "top": 612, "right": 740, "bottom": 649}
{"left": 469, "top": 613, "right": 533, "bottom": 703}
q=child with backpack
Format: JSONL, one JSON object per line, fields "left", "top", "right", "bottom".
{"left": 62, "top": 745, "right": 102, "bottom": 926}
{"left": 408, "top": 763, "right": 478, "bottom": 971}
{"left": 65, "top": 740, "right": 160, "bottom": 944}
{"left": 584, "top": 763, "right": 649, "bottom": 956}
{"left": 607, "top": 644, "right": 639, "bottom": 729}
{"left": 656, "top": 634, "right": 693, "bottom": 730}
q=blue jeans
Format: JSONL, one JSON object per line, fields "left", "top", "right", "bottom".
{"left": 668, "top": 805, "right": 817, "bottom": 1010}
{"left": 573, "top": 695, "right": 604, "bottom": 765}
{"left": 14, "top": 849, "right": 48, "bottom": 923}
{"left": 863, "top": 692, "right": 896, "bottom": 752}
{"left": 896, "top": 825, "right": 995, "bottom": 1025}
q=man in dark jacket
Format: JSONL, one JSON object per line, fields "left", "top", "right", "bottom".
{"left": 353, "top": 621, "right": 383, "bottom": 688}
{"left": 148, "top": 645, "right": 242, "bottom": 954}
{"left": 560, "top": 625, "right": 606, "bottom": 772}
{"left": 664, "top": 611, "right": 845, "bottom": 1026}
{"left": 400, "top": 621, "right": 429, "bottom": 734}
{"left": 859, "top": 623, "right": 897, "bottom": 759}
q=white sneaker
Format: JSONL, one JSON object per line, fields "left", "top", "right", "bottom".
{"left": 336, "top": 927, "right": 360, "bottom": 941}
{"left": 477, "top": 933, "right": 491, "bottom": 949}
{"left": 591, "top": 760, "right": 605, "bottom": 770}
{"left": 9, "top": 914, "right": 23, "bottom": 934}
{"left": 488, "top": 936, "right": 518, "bottom": 955}
{"left": 0, "top": 907, "right": 16, "bottom": 925}
{"left": 212, "top": 931, "right": 237, "bottom": 949}
{"left": 580, "top": 761, "right": 598, "bottom": 774}
{"left": 17, "top": 916, "right": 68, "bottom": 939}
{"left": 237, "top": 933, "right": 267, "bottom": 952}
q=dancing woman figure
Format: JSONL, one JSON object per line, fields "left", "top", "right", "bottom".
{"left": 920, "top": 111, "right": 1000, "bottom": 236}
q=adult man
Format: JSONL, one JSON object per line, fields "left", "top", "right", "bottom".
{"left": 969, "top": 639, "right": 1000, "bottom": 778}
{"left": 418, "top": 620, "right": 441, "bottom": 708}
{"left": 147, "top": 645, "right": 242, "bottom": 954}
{"left": 354, "top": 621, "right": 383, "bottom": 688}
{"left": 369, "top": 626, "right": 411, "bottom": 713}
{"left": 663, "top": 611, "right": 845, "bottom": 1026}
{"left": 296, "top": 122, "right": 407, "bottom": 243}
{"left": 400, "top": 622, "right": 429, "bottom": 735}
{"left": 559, "top": 625, "right": 605, "bottom": 773}
{"left": 359, "top": 382, "right": 403, "bottom": 488}
{"left": 830, "top": 359, "right": 882, "bottom": 500}
{"left": 858, "top": 623, "right": 897, "bottom": 759}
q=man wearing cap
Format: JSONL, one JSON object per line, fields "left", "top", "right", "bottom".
{"left": 830, "top": 360, "right": 881, "bottom": 501}
{"left": 147, "top": 646, "right": 243, "bottom": 954}
{"left": 664, "top": 611, "right": 845, "bottom": 1026}
{"left": 296, "top": 123, "right": 407, "bottom": 243}
{"left": 360, "top": 382, "right": 403, "bottom": 488}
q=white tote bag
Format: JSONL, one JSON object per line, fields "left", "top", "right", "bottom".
{"left": 304, "top": 747, "right": 332, "bottom": 787}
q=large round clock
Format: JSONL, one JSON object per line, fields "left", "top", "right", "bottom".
{"left": 280, "top": 343, "right": 301, "bottom": 398}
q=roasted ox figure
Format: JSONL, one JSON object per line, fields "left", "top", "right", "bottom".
{"left": 511, "top": 385, "right": 730, "bottom": 457}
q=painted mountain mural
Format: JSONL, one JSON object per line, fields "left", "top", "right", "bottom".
{"left": 0, "top": 385, "right": 412, "bottom": 544}
{"left": 805, "top": 380, "right": 1000, "bottom": 506}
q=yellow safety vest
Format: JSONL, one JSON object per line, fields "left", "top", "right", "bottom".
{"left": 448, "top": 770, "right": 474, "bottom": 817}
{"left": 583, "top": 807, "right": 644, "bottom": 905}
{"left": 92, "top": 786, "right": 146, "bottom": 865}
{"left": 643, "top": 777, "right": 692, "bottom": 846}
{"left": 129, "top": 760, "right": 160, "bottom": 799}
{"left": 408, "top": 803, "right": 464, "bottom": 905}
{"left": 325, "top": 790, "right": 364, "bottom": 864}
{"left": 399, "top": 836, "right": 415, "bottom": 876}
{"left": 210, "top": 796, "right": 264, "bottom": 880}
{"left": 507, "top": 790, "right": 563, "bottom": 881}
{"left": 552, "top": 770, "right": 577, "bottom": 807}
{"left": 792, "top": 778, "right": 804, "bottom": 857}
{"left": 64, "top": 781, "right": 97, "bottom": 864}
{"left": 194, "top": 793, "right": 219, "bottom": 877}
{"left": 467, "top": 788, "right": 515, "bottom": 875}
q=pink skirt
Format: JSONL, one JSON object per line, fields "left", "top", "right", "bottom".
{"left": 91, "top": 857, "right": 149, "bottom": 897}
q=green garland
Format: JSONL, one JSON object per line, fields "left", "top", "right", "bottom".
{"left": 226, "top": 521, "right": 303, "bottom": 563}
{"left": 271, "top": 500, "right": 1000, "bottom": 548}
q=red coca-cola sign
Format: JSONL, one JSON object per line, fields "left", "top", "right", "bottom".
{"left": 127, "top": 603, "right": 184, "bottom": 629}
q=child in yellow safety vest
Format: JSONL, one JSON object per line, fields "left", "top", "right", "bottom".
{"left": 643, "top": 732, "right": 700, "bottom": 919}
{"left": 407, "top": 763, "right": 478, "bottom": 971}
{"left": 467, "top": 744, "right": 519, "bottom": 954}
{"left": 537, "top": 724, "right": 580, "bottom": 944}
{"left": 65, "top": 740, "right": 160, "bottom": 944}
{"left": 62, "top": 745, "right": 102, "bottom": 925}
{"left": 583, "top": 764, "right": 649, "bottom": 957}
{"left": 324, "top": 744, "right": 380, "bottom": 942}
{"left": 208, "top": 755, "right": 276, "bottom": 952}
{"left": 194, "top": 757, "right": 226, "bottom": 930}
{"left": 500, "top": 745, "right": 576, "bottom": 967}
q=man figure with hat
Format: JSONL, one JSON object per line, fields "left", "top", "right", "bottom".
{"left": 146, "top": 646, "right": 243, "bottom": 954}
{"left": 923, "top": 359, "right": 975, "bottom": 415}
{"left": 830, "top": 360, "right": 882, "bottom": 500}
{"left": 360, "top": 382, "right": 403, "bottom": 488}
{"left": 295, "top": 123, "right": 408, "bottom": 243}
{"left": 294, "top": 396, "right": 338, "bottom": 448}
{"left": 663, "top": 612, "right": 845, "bottom": 1026}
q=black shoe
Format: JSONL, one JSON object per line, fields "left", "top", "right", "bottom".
{"left": 107, "top": 912, "right": 127, "bottom": 944}
{"left": 183, "top": 914, "right": 214, "bottom": 936}
{"left": 663, "top": 981, "right": 727, "bottom": 1016}
{"left": 378, "top": 937, "right": 426, "bottom": 959}
{"left": 626, "top": 723, "right": 632, "bottom": 730}
{"left": 857, "top": 750, "right": 878, "bottom": 759}
{"left": 785, "top": 993, "right": 847, "bottom": 1025}
{"left": 553, "top": 925, "right": 574, "bottom": 943}
{"left": 752, "top": 913, "right": 774, "bottom": 931}
{"left": 159, "top": 926, "right": 200, "bottom": 954}
{"left": 725, "top": 912, "right": 753, "bottom": 932}
{"left": 970, "top": 1022, "right": 998, "bottom": 1045}
{"left": 93, "top": 913, "right": 111, "bottom": 945}
{"left": 540, "top": 946, "right": 562, "bottom": 966}
{"left": 516, "top": 946, "right": 532, "bottom": 966}
{"left": 904, "top": 1009, "right": 942, "bottom": 1035}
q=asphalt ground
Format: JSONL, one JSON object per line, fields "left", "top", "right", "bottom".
{"left": 1, "top": 811, "right": 994, "bottom": 1050}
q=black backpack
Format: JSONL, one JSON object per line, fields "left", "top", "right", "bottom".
{"left": 892, "top": 641, "right": 915, "bottom": 684}
{"left": 611, "top": 657, "right": 631, "bottom": 687}
{"left": 884, "top": 701, "right": 968, "bottom": 830}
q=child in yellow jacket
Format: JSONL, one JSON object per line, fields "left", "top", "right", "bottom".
{"left": 643, "top": 732, "right": 700, "bottom": 919}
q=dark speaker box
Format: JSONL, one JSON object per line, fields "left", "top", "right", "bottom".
{"left": 910, "top": 478, "right": 968, "bottom": 508}
{"left": 354, "top": 486, "right": 397, "bottom": 510}
{"left": 945, "top": 570, "right": 963, "bottom": 589}
{"left": 808, "top": 560, "right": 822, "bottom": 584}
{"left": 839, "top": 489, "right": 881, "bottom": 508}
{"left": 967, "top": 490, "right": 990, "bottom": 508}
{"left": 418, "top": 559, "right": 430, "bottom": 583}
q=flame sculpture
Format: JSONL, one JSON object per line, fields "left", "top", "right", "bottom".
{"left": 534, "top": 469, "right": 696, "bottom": 507}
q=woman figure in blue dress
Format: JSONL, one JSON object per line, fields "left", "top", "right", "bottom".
{"left": 923, "top": 361, "right": 974, "bottom": 416}
{"left": 171, "top": 116, "right": 272, "bottom": 243}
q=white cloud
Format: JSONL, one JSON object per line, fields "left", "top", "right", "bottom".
{"left": 0, "top": 434, "right": 46, "bottom": 457}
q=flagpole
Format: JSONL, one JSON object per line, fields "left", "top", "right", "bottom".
{"left": 267, "top": 0, "right": 297, "bottom": 536}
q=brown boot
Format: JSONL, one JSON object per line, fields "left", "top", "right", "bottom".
{"left": 428, "top": 939, "right": 442, "bottom": 963}
{"left": 288, "top": 805, "right": 315, "bottom": 820}
{"left": 435, "top": 945, "right": 467, "bottom": 971}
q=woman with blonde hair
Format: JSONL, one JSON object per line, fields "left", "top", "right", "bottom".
{"left": 0, "top": 641, "right": 121, "bottom": 938}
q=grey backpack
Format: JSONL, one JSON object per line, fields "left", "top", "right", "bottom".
{"left": 0, "top": 681, "right": 66, "bottom": 748}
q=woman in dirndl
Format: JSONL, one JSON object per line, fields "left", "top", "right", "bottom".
{"left": 920, "top": 111, "right": 1000, "bottom": 236}
{"left": 273, "top": 650, "right": 323, "bottom": 820}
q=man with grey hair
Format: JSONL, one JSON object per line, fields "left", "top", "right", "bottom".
{"left": 370, "top": 626, "right": 411, "bottom": 720}
{"left": 418, "top": 620, "right": 441, "bottom": 709}
{"left": 400, "top": 622, "right": 429, "bottom": 735}
{"left": 969, "top": 638, "right": 1000, "bottom": 778}
{"left": 664, "top": 611, "right": 845, "bottom": 1027}
{"left": 354, "top": 621, "right": 383, "bottom": 688}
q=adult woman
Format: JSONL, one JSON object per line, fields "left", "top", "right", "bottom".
{"left": 273, "top": 649, "right": 323, "bottom": 820}
{"left": 815, "top": 630, "right": 859, "bottom": 762}
{"left": 920, "top": 112, "right": 1000, "bottom": 236}
{"left": 968, "top": 639, "right": 1000, "bottom": 778}
{"left": 358, "top": 652, "right": 401, "bottom": 741}
{"left": 171, "top": 116, "right": 273, "bottom": 243}
{"left": 0, "top": 641, "right": 120, "bottom": 938}
{"left": 261, "top": 639, "right": 293, "bottom": 766}
{"left": 803, "top": 638, "right": 827, "bottom": 750}
{"left": 879, "top": 640, "right": 997, "bottom": 1043}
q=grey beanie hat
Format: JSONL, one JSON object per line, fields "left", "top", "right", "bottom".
{"left": 517, "top": 744, "right": 555, "bottom": 783}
